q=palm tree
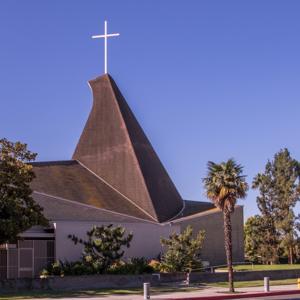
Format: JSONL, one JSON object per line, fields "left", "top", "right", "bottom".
{"left": 203, "top": 159, "right": 248, "bottom": 292}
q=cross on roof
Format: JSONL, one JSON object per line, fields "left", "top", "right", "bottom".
{"left": 92, "top": 21, "right": 120, "bottom": 74}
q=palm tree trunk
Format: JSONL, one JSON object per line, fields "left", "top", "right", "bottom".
{"left": 223, "top": 209, "right": 234, "bottom": 293}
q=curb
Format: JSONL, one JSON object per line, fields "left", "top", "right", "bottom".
{"left": 166, "top": 289, "right": 300, "bottom": 300}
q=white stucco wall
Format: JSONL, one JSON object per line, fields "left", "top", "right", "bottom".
{"left": 54, "top": 221, "right": 180, "bottom": 262}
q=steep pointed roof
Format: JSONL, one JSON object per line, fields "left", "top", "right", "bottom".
{"left": 72, "top": 74, "right": 183, "bottom": 222}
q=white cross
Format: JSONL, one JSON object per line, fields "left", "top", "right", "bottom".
{"left": 92, "top": 21, "right": 120, "bottom": 74}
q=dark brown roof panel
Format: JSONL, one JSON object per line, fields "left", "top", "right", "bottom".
{"left": 31, "top": 160, "right": 153, "bottom": 221}
{"left": 72, "top": 74, "right": 183, "bottom": 222}
{"left": 33, "top": 192, "right": 147, "bottom": 223}
{"left": 175, "top": 200, "right": 215, "bottom": 219}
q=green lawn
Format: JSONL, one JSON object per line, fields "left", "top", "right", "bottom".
{"left": 207, "top": 278, "right": 298, "bottom": 288}
{"left": 216, "top": 264, "right": 300, "bottom": 272}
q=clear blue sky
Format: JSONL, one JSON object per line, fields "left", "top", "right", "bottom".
{"left": 1, "top": 1, "right": 300, "bottom": 220}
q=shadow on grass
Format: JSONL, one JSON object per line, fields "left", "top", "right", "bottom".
{"left": 0, "top": 286, "right": 206, "bottom": 299}
{"left": 0, "top": 289, "right": 131, "bottom": 300}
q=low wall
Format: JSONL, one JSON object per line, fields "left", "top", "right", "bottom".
{"left": 190, "top": 269, "right": 300, "bottom": 283}
{"left": 0, "top": 273, "right": 186, "bottom": 292}
{"left": 0, "top": 269, "right": 299, "bottom": 292}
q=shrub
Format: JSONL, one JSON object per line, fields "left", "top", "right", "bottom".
{"left": 43, "top": 257, "right": 156, "bottom": 276}
{"left": 61, "top": 261, "right": 96, "bottom": 276}
{"left": 49, "top": 261, "right": 64, "bottom": 276}
{"left": 40, "top": 268, "right": 49, "bottom": 278}
{"left": 108, "top": 257, "right": 154, "bottom": 275}
{"left": 148, "top": 259, "right": 161, "bottom": 272}
{"left": 68, "top": 224, "right": 133, "bottom": 273}
{"left": 160, "top": 226, "right": 205, "bottom": 272}
{"left": 130, "top": 257, "right": 154, "bottom": 274}
{"left": 42, "top": 260, "right": 100, "bottom": 277}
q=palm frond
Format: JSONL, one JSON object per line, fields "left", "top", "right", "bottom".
{"left": 203, "top": 158, "right": 249, "bottom": 211}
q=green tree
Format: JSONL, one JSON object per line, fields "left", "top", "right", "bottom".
{"left": 69, "top": 224, "right": 133, "bottom": 273}
{"left": 244, "top": 215, "right": 262, "bottom": 263}
{"left": 203, "top": 159, "right": 248, "bottom": 292}
{"left": 252, "top": 168, "right": 280, "bottom": 264}
{"left": 253, "top": 149, "right": 300, "bottom": 264}
{"left": 160, "top": 225, "right": 205, "bottom": 272}
{"left": 0, "top": 138, "right": 48, "bottom": 245}
{"left": 272, "top": 149, "right": 300, "bottom": 264}
{"left": 244, "top": 215, "right": 278, "bottom": 264}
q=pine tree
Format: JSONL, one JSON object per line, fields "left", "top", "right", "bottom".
{"left": 253, "top": 149, "right": 300, "bottom": 264}
{"left": 272, "top": 149, "right": 300, "bottom": 264}
{"left": 252, "top": 166, "right": 280, "bottom": 264}
{"left": 160, "top": 226, "right": 205, "bottom": 272}
{"left": 244, "top": 215, "right": 279, "bottom": 264}
{"left": 69, "top": 224, "right": 133, "bottom": 272}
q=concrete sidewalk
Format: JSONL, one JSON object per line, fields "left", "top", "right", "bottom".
{"left": 38, "top": 284, "right": 300, "bottom": 300}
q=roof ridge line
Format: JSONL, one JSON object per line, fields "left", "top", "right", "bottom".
{"left": 106, "top": 76, "right": 159, "bottom": 221}
{"left": 169, "top": 207, "right": 221, "bottom": 223}
{"left": 75, "top": 159, "right": 158, "bottom": 222}
{"left": 183, "top": 199, "right": 214, "bottom": 204}
{"left": 164, "top": 200, "right": 186, "bottom": 222}
{"left": 33, "top": 191, "right": 158, "bottom": 225}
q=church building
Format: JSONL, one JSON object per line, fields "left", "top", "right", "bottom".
{"left": 0, "top": 74, "right": 244, "bottom": 279}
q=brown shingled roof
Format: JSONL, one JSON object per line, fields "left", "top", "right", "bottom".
{"left": 33, "top": 192, "right": 149, "bottom": 223}
{"left": 178, "top": 200, "right": 215, "bottom": 219}
{"left": 31, "top": 160, "right": 154, "bottom": 221}
{"left": 72, "top": 74, "right": 184, "bottom": 222}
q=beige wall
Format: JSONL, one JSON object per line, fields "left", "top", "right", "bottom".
{"left": 54, "top": 221, "right": 180, "bottom": 262}
{"left": 175, "top": 206, "right": 244, "bottom": 266}
{"left": 54, "top": 206, "right": 244, "bottom": 266}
